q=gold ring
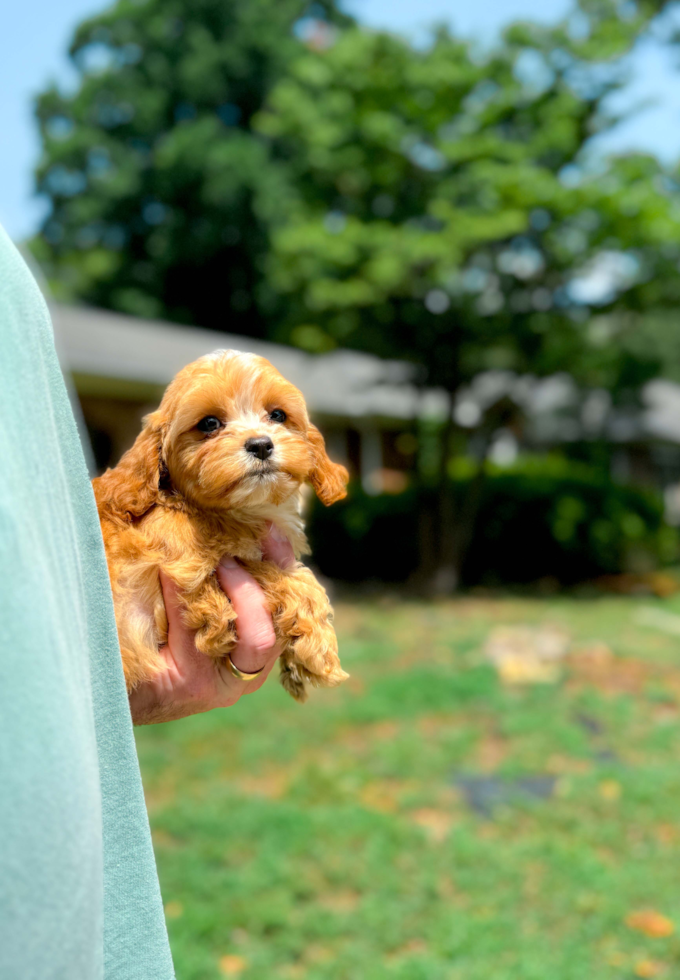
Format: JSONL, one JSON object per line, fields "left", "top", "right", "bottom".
{"left": 226, "top": 654, "right": 265, "bottom": 682}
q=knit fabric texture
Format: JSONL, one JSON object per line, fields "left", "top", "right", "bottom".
{"left": 0, "top": 226, "right": 175, "bottom": 979}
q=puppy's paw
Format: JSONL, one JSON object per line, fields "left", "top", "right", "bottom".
{"left": 279, "top": 609, "right": 349, "bottom": 702}
{"left": 182, "top": 576, "right": 237, "bottom": 659}
{"left": 279, "top": 657, "right": 311, "bottom": 702}
{"left": 251, "top": 561, "right": 348, "bottom": 701}
{"left": 279, "top": 650, "right": 348, "bottom": 703}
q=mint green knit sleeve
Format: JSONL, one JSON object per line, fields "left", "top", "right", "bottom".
{"left": 0, "top": 226, "right": 175, "bottom": 980}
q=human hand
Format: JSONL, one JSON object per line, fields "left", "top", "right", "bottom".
{"left": 129, "top": 524, "right": 295, "bottom": 724}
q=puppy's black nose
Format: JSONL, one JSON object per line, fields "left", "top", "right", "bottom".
{"left": 244, "top": 436, "right": 274, "bottom": 460}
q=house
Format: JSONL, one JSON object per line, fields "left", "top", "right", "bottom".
{"left": 52, "top": 304, "right": 680, "bottom": 519}
{"left": 452, "top": 370, "right": 680, "bottom": 521}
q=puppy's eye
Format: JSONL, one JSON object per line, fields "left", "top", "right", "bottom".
{"left": 269, "top": 409, "right": 287, "bottom": 424}
{"left": 197, "top": 416, "right": 223, "bottom": 434}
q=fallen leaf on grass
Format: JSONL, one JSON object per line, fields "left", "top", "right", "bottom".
{"left": 385, "top": 938, "right": 428, "bottom": 963}
{"left": 569, "top": 642, "right": 614, "bottom": 674}
{"left": 303, "top": 945, "right": 333, "bottom": 965}
{"left": 654, "top": 824, "right": 679, "bottom": 845}
{"left": 279, "top": 967, "right": 306, "bottom": 980}
{"left": 625, "top": 910, "right": 675, "bottom": 938}
{"left": 237, "top": 771, "right": 288, "bottom": 799}
{"left": 546, "top": 753, "right": 593, "bottom": 775}
{"left": 317, "top": 889, "right": 360, "bottom": 913}
{"left": 372, "top": 719, "right": 400, "bottom": 739}
{"left": 476, "top": 732, "right": 509, "bottom": 771}
{"left": 151, "top": 828, "right": 180, "bottom": 848}
{"left": 164, "top": 901, "right": 183, "bottom": 919}
{"left": 219, "top": 954, "right": 248, "bottom": 976}
{"left": 436, "top": 875, "right": 460, "bottom": 901}
{"left": 411, "top": 808, "right": 452, "bottom": 842}
{"left": 599, "top": 779, "right": 622, "bottom": 802}
{"left": 636, "top": 960, "right": 665, "bottom": 978}
{"left": 360, "top": 779, "right": 409, "bottom": 813}
{"left": 568, "top": 645, "right": 648, "bottom": 696}
{"left": 347, "top": 676, "right": 365, "bottom": 695}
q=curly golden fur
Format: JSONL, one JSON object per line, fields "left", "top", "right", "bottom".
{"left": 92, "top": 349, "right": 350, "bottom": 701}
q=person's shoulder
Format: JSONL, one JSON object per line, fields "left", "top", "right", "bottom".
{"left": 0, "top": 225, "right": 52, "bottom": 337}
{"left": 0, "top": 226, "right": 58, "bottom": 380}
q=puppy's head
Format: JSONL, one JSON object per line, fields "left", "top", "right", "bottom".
{"left": 96, "top": 350, "right": 349, "bottom": 523}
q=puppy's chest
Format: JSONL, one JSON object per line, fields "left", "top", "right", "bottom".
{"left": 141, "top": 502, "right": 307, "bottom": 566}
{"left": 173, "top": 515, "right": 267, "bottom": 566}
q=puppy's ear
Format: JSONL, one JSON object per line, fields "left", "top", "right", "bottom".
{"left": 93, "top": 411, "right": 165, "bottom": 526}
{"left": 307, "top": 423, "right": 349, "bottom": 506}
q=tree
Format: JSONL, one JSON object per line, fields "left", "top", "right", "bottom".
{"left": 32, "top": 0, "right": 351, "bottom": 333}
{"left": 33, "top": 0, "right": 680, "bottom": 588}
{"left": 254, "top": 0, "right": 680, "bottom": 589}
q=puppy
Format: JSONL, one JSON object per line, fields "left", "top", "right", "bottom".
{"left": 92, "top": 349, "right": 350, "bottom": 701}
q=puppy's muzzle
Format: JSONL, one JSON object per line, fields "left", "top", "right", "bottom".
{"left": 244, "top": 436, "right": 274, "bottom": 461}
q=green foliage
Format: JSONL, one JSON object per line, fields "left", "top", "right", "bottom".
{"left": 33, "top": 0, "right": 680, "bottom": 583}
{"left": 32, "top": 0, "right": 351, "bottom": 330}
{"left": 33, "top": 0, "right": 680, "bottom": 401}
{"left": 137, "top": 592, "right": 680, "bottom": 978}
{"left": 308, "top": 457, "right": 677, "bottom": 585}
{"left": 255, "top": 4, "right": 680, "bottom": 398}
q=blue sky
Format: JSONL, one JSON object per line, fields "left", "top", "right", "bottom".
{"left": 2, "top": 0, "right": 680, "bottom": 241}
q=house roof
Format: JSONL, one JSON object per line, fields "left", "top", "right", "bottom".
{"left": 444, "top": 370, "right": 680, "bottom": 447}
{"left": 51, "top": 303, "right": 422, "bottom": 423}
{"left": 642, "top": 380, "right": 680, "bottom": 445}
{"left": 51, "top": 303, "right": 680, "bottom": 446}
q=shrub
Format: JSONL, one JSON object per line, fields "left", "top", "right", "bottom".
{"left": 308, "top": 456, "right": 678, "bottom": 586}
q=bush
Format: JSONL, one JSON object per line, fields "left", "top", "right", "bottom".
{"left": 308, "top": 456, "right": 678, "bottom": 586}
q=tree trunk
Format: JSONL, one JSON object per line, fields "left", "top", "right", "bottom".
{"left": 411, "top": 389, "right": 456, "bottom": 591}
{"left": 429, "top": 412, "right": 494, "bottom": 596}
{"left": 430, "top": 390, "right": 459, "bottom": 593}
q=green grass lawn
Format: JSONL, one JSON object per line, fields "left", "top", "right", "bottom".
{"left": 136, "top": 593, "right": 680, "bottom": 980}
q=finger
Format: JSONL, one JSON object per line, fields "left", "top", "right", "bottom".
{"left": 261, "top": 522, "right": 296, "bottom": 570}
{"left": 158, "top": 570, "right": 214, "bottom": 688}
{"left": 216, "top": 559, "right": 278, "bottom": 673}
{"left": 159, "top": 570, "right": 189, "bottom": 644}
{"left": 231, "top": 653, "right": 279, "bottom": 697}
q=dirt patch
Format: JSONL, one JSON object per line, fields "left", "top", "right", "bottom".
{"left": 335, "top": 719, "right": 400, "bottom": 752}
{"left": 359, "top": 778, "right": 415, "bottom": 813}
{"left": 385, "top": 938, "right": 429, "bottom": 963}
{"left": 567, "top": 643, "right": 680, "bottom": 699}
{"left": 317, "top": 889, "right": 361, "bottom": 913}
{"left": 476, "top": 732, "right": 509, "bottom": 771}
{"left": 237, "top": 771, "right": 289, "bottom": 799}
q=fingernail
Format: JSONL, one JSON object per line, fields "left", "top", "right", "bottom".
{"left": 268, "top": 523, "right": 288, "bottom": 543}
{"left": 220, "top": 557, "right": 238, "bottom": 570}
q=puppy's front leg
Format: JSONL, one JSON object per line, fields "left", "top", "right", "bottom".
{"left": 179, "top": 573, "right": 238, "bottom": 661}
{"left": 240, "top": 560, "right": 348, "bottom": 701}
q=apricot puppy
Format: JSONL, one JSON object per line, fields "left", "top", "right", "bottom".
{"left": 93, "top": 349, "right": 350, "bottom": 701}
